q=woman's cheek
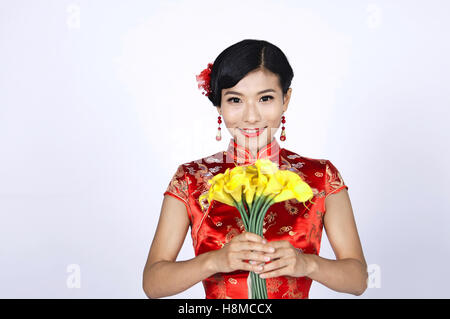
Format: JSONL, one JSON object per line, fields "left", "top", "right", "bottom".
{"left": 224, "top": 111, "right": 242, "bottom": 126}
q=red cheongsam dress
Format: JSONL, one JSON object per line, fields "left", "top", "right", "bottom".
{"left": 163, "top": 138, "right": 348, "bottom": 299}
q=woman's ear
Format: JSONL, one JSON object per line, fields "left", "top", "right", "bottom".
{"left": 283, "top": 88, "right": 292, "bottom": 112}
{"left": 216, "top": 106, "right": 222, "bottom": 115}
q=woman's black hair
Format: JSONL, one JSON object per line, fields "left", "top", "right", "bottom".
{"left": 207, "top": 39, "right": 294, "bottom": 107}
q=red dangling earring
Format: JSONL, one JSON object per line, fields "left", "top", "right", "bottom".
{"left": 280, "top": 115, "right": 286, "bottom": 141}
{"left": 216, "top": 115, "right": 222, "bottom": 141}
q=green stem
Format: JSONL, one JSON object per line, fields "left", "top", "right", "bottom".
{"left": 252, "top": 272, "right": 259, "bottom": 299}
{"left": 252, "top": 272, "right": 258, "bottom": 299}
{"left": 248, "top": 195, "right": 275, "bottom": 299}
{"left": 256, "top": 198, "right": 274, "bottom": 237}
{"left": 249, "top": 195, "right": 264, "bottom": 299}
{"left": 249, "top": 272, "right": 254, "bottom": 298}
{"left": 263, "top": 278, "right": 268, "bottom": 298}
{"left": 256, "top": 276, "right": 264, "bottom": 299}
{"left": 233, "top": 199, "right": 248, "bottom": 230}
{"left": 242, "top": 201, "right": 250, "bottom": 230}
{"left": 250, "top": 195, "right": 265, "bottom": 233}
{"left": 260, "top": 277, "right": 266, "bottom": 299}
{"left": 255, "top": 197, "right": 274, "bottom": 299}
{"left": 254, "top": 274, "right": 259, "bottom": 299}
{"left": 248, "top": 196, "right": 257, "bottom": 232}
{"left": 241, "top": 188, "right": 252, "bottom": 230}
{"left": 240, "top": 203, "right": 249, "bottom": 230}
{"left": 256, "top": 274, "right": 262, "bottom": 299}
{"left": 256, "top": 270, "right": 265, "bottom": 298}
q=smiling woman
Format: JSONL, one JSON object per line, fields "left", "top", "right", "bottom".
{"left": 205, "top": 41, "right": 294, "bottom": 158}
{"left": 142, "top": 39, "right": 368, "bottom": 299}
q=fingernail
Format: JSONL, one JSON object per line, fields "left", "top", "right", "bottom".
{"left": 265, "top": 256, "right": 270, "bottom": 261}
{"left": 249, "top": 260, "right": 255, "bottom": 265}
{"left": 257, "top": 266, "right": 263, "bottom": 271}
{"left": 262, "top": 239, "right": 267, "bottom": 244}
{"left": 269, "top": 247, "right": 275, "bottom": 252}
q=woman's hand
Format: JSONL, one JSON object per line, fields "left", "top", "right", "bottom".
{"left": 209, "top": 231, "right": 276, "bottom": 274}
{"left": 253, "top": 240, "right": 311, "bottom": 278}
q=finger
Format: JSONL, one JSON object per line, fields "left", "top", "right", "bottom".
{"left": 250, "top": 260, "right": 267, "bottom": 267}
{"left": 234, "top": 231, "right": 266, "bottom": 243}
{"left": 256, "top": 257, "right": 289, "bottom": 275}
{"left": 258, "top": 266, "right": 288, "bottom": 279}
{"left": 238, "top": 261, "right": 264, "bottom": 273}
{"left": 249, "top": 246, "right": 295, "bottom": 267}
{"left": 262, "top": 247, "right": 290, "bottom": 260}
{"left": 258, "top": 259, "right": 293, "bottom": 278}
{"left": 236, "top": 251, "right": 272, "bottom": 263}
{"left": 236, "top": 242, "right": 275, "bottom": 254}
{"left": 263, "top": 240, "right": 291, "bottom": 249}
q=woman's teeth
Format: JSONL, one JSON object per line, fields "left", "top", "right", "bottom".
{"left": 239, "top": 127, "right": 266, "bottom": 136}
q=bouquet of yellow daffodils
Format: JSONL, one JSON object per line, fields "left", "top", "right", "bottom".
{"left": 199, "top": 159, "right": 314, "bottom": 299}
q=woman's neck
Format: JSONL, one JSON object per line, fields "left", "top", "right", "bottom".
{"left": 234, "top": 137, "right": 274, "bottom": 158}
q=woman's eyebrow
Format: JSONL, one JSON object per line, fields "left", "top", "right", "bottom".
{"left": 224, "top": 89, "right": 276, "bottom": 96}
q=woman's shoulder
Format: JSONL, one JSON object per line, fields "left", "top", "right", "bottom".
{"left": 174, "top": 150, "right": 228, "bottom": 172}
{"left": 281, "top": 148, "right": 347, "bottom": 195}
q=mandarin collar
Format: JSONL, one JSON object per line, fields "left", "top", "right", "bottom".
{"left": 225, "top": 138, "right": 281, "bottom": 166}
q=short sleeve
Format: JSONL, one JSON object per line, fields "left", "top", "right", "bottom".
{"left": 163, "top": 165, "right": 192, "bottom": 221}
{"left": 324, "top": 160, "right": 348, "bottom": 199}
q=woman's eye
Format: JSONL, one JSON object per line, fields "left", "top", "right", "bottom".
{"left": 227, "top": 97, "right": 240, "bottom": 103}
{"left": 261, "top": 95, "right": 274, "bottom": 102}
{"left": 227, "top": 96, "right": 273, "bottom": 103}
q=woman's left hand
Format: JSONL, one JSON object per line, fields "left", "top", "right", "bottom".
{"left": 252, "top": 240, "right": 311, "bottom": 279}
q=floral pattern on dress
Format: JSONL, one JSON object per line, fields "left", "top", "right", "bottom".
{"left": 266, "top": 277, "right": 283, "bottom": 294}
{"left": 325, "top": 160, "right": 348, "bottom": 198}
{"left": 282, "top": 277, "right": 303, "bottom": 299}
{"left": 164, "top": 164, "right": 189, "bottom": 203}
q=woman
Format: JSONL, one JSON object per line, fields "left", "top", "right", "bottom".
{"left": 143, "top": 39, "right": 368, "bottom": 299}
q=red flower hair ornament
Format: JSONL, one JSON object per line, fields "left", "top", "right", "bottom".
{"left": 196, "top": 62, "right": 213, "bottom": 97}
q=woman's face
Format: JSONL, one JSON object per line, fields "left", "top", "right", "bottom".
{"left": 217, "top": 68, "right": 292, "bottom": 157}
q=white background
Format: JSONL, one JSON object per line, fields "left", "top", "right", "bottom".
{"left": 0, "top": 0, "right": 449, "bottom": 298}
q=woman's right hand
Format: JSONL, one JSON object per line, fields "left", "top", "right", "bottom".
{"left": 208, "top": 231, "right": 275, "bottom": 274}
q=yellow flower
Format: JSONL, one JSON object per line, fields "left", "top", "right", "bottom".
{"left": 198, "top": 159, "right": 313, "bottom": 211}
{"left": 249, "top": 159, "right": 281, "bottom": 198}
{"left": 223, "top": 166, "right": 249, "bottom": 203}
{"left": 243, "top": 167, "right": 257, "bottom": 206}
{"left": 272, "top": 170, "right": 313, "bottom": 203}
{"left": 262, "top": 173, "right": 283, "bottom": 197}
{"left": 199, "top": 169, "right": 235, "bottom": 210}
{"left": 254, "top": 158, "right": 279, "bottom": 175}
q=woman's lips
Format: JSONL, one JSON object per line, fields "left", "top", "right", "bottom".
{"left": 239, "top": 127, "right": 266, "bottom": 137}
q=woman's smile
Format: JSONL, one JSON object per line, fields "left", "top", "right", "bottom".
{"left": 238, "top": 126, "right": 267, "bottom": 138}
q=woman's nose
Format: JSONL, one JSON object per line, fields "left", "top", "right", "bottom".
{"left": 243, "top": 102, "right": 261, "bottom": 123}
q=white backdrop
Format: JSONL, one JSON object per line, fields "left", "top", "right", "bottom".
{"left": 1, "top": 0, "right": 449, "bottom": 298}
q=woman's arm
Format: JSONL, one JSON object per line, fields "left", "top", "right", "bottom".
{"left": 142, "top": 195, "right": 216, "bottom": 298}
{"left": 303, "top": 189, "right": 368, "bottom": 296}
